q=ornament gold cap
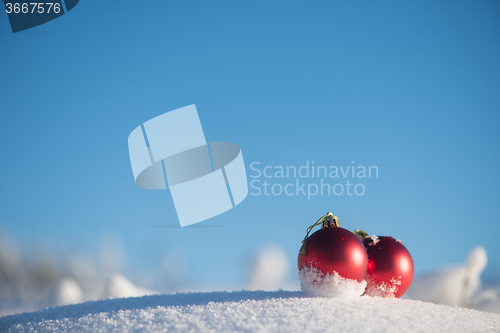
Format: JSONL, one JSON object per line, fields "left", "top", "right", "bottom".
{"left": 354, "top": 229, "right": 369, "bottom": 240}
{"left": 321, "top": 212, "right": 339, "bottom": 228}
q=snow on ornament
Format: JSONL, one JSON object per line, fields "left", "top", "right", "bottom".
{"left": 298, "top": 213, "right": 368, "bottom": 298}
{"left": 354, "top": 230, "right": 414, "bottom": 298}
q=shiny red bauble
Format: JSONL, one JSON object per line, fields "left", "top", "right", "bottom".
{"left": 298, "top": 227, "right": 368, "bottom": 282}
{"left": 362, "top": 236, "right": 414, "bottom": 298}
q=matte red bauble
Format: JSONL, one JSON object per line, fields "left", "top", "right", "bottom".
{"left": 298, "top": 213, "right": 368, "bottom": 282}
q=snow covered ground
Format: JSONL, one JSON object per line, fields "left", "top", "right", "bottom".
{"left": 0, "top": 290, "right": 499, "bottom": 332}
{"left": 1, "top": 238, "right": 499, "bottom": 332}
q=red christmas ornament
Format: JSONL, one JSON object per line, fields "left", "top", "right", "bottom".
{"left": 298, "top": 213, "right": 368, "bottom": 282}
{"left": 355, "top": 231, "right": 414, "bottom": 298}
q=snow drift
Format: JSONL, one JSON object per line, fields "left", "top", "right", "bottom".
{"left": 0, "top": 290, "right": 499, "bottom": 332}
{"left": 299, "top": 266, "right": 366, "bottom": 298}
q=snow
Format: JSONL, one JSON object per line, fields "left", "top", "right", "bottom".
{"left": 1, "top": 244, "right": 500, "bottom": 332}
{"left": 1, "top": 290, "right": 499, "bottom": 332}
{"left": 247, "top": 245, "right": 289, "bottom": 291}
{"left": 364, "top": 276, "right": 401, "bottom": 298}
{"left": 1, "top": 236, "right": 499, "bottom": 332}
{"left": 406, "top": 246, "right": 499, "bottom": 313}
{"left": 102, "top": 274, "right": 155, "bottom": 299}
{"left": 0, "top": 233, "right": 160, "bottom": 316}
{"left": 55, "top": 279, "right": 84, "bottom": 306}
{"left": 299, "top": 266, "right": 366, "bottom": 298}
{"left": 472, "top": 287, "right": 500, "bottom": 314}
{"left": 370, "top": 235, "right": 380, "bottom": 245}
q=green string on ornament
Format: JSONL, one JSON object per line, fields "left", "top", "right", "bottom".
{"left": 300, "top": 212, "right": 339, "bottom": 256}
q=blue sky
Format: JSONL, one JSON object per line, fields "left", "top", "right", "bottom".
{"left": 1, "top": 0, "right": 499, "bottom": 289}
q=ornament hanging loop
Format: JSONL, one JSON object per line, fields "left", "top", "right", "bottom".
{"left": 300, "top": 212, "right": 340, "bottom": 255}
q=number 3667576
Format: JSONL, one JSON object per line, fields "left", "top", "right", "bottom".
{"left": 5, "top": 3, "right": 61, "bottom": 14}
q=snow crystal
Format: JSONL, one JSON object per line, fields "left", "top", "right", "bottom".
{"left": 364, "top": 276, "right": 401, "bottom": 298}
{"left": 370, "top": 235, "right": 380, "bottom": 245}
{"left": 299, "top": 266, "right": 367, "bottom": 298}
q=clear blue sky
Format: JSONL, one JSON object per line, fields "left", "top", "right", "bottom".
{"left": 1, "top": 0, "right": 499, "bottom": 289}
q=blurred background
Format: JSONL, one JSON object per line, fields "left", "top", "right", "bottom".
{"left": 0, "top": 0, "right": 499, "bottom": 315}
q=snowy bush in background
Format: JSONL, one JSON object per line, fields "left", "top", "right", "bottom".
{"left": 0, "top": 232, "right": 499, "bottom": 317}
{"left": 0, "top": 233, "right": 156, "bottom": 316}
{"left": 247, "top": 245, "right": 290, "bottom": 291}
{"left": 406, "top": 246, "right": 500, "bottom": 314}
